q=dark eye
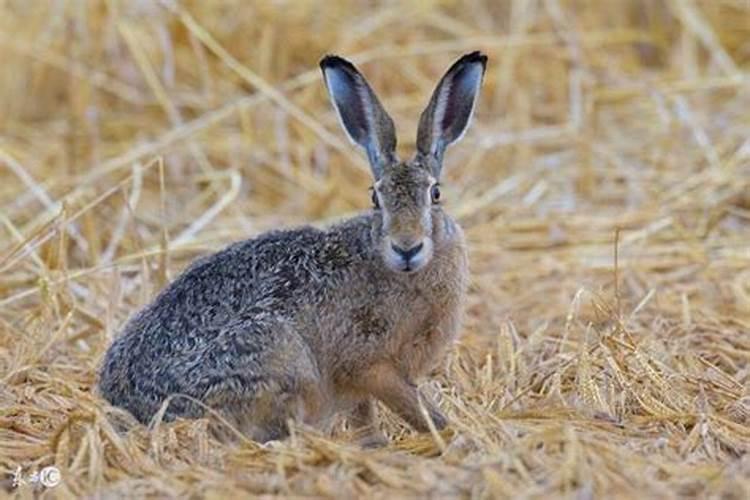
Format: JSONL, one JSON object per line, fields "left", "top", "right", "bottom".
{"left": 371, "top": 188, "right": 380, "bottom": 209}
{"left": 430, "top": 184, "right": 441, "bottom": 204}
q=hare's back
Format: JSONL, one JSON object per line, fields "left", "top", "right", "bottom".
{"left": 152, "top": 226, "right": 331, "bottom": 322}
{"left": 139, "top": 217, "right": 374, "bottom": 331}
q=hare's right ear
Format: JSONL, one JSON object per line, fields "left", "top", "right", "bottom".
{"left": 416, "top": 51, "right": 487, "bottom": 176}
{"left": 320, "top": 55, "right": 397, "bottom": 180}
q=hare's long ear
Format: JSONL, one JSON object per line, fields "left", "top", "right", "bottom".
{"left": 416, "top": 51, "right": 487, "bottom": 176}
{"left": 320, "top": 55, "right": 397, "bottom": 180}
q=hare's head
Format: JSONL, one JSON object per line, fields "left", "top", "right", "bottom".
{"left": 321, "top": 52, "right": 486, "bottom": 273}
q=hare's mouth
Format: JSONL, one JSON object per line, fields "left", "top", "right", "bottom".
{"left": 389, "top": 260, "right": 427, "bottom": 274}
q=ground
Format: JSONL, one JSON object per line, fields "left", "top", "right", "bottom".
{"left": 1, "top": 1, "right": 749, "bottom": 498}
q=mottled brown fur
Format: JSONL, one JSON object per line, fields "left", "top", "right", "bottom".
{"left": 98, "top": 52, "right": 486, "bottom": 445}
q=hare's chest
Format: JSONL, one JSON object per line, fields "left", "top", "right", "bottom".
{"left": 385, "top": 265, "right": 468, "bottom": 376}
{"left": 425, "top": 242, "right": 469, "bottom": 311}
{"left": 387, "top": 301, "right": 459, "bottom": 379}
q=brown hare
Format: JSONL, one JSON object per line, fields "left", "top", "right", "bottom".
{"left": 99, "top": 51, "right": 487, "bottom": 446}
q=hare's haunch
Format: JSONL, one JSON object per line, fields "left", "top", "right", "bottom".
{"left": 99, "top": 52, "right": 487, "bottom": 445}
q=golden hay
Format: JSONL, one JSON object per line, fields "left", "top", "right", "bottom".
{"left": 1, "top": 0, "right": 749, "bottom": 497}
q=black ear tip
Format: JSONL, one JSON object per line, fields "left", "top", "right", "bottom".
{"left": 456, "top": 51, "right": 488, "bottom": 71}
{"left": 441, "top": 51, "right": 487, "bottom": 79}
{"left": 320, "top": 54, "right": 358, "bottom": 73}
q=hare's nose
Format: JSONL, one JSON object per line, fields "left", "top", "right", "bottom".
{"left": 391, "top": 242, "right": 424, "bottom": 262}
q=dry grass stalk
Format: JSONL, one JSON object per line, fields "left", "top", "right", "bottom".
{"left": 1, "top": 0, "right": 749, "bottom": 497}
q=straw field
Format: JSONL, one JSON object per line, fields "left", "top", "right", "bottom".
{"left": 1, "top": 0, "right": 749, "bottom": 497}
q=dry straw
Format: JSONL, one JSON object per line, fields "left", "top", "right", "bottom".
{"left": 1, "top": 0, "right": 749, "bottom": 497}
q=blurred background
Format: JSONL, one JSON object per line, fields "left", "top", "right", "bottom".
{"left": 1, "top": 1, "right": 749, "bottom": 497}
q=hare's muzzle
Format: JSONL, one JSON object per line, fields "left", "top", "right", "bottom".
{"left": 385, "top": 237, "right": 432, "bottom": 273}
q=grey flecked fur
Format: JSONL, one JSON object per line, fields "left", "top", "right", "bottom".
{"left": 99, "top": 51, "right": 487, "bottom": 445}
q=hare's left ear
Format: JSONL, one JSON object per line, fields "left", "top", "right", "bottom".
{"left": 320, "top": 55, "right": 397, "bottom": 180}
{"left": 416, "top": 51, "right": 487, "bottom": 177}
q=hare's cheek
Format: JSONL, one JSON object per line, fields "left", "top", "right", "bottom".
{"left": 433, "top": 212, "right": 454, "bottom": 241}
{"left": 421, "top": 210, "right": 434, "bottom": 235}
{"left": 370, "top": 217, "right": 387, "bottom": 243}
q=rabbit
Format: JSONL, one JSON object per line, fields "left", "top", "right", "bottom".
{"left": 98, "top": 51, "right": 487, "bottom": 446}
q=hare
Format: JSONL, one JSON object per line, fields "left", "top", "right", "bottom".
{"left": 98, "top": 51, "right": 487, "bottom": 446}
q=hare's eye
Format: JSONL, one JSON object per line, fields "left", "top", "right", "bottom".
{"left": 371, "top": 189, "right": 380, "bottom": 209}
{"left": 430, "top": 185, "right": 441, "bottom": 204}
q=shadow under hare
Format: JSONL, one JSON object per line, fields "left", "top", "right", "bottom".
{"left": 99, "top": 51, "right": 487, "bottom": 446}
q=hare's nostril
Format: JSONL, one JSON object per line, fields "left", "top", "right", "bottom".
{"left": 391, "top": 242, "right": 424, "bottom": 261}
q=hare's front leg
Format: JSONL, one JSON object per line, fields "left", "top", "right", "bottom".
{"left": 362, "top": 363, "right": 447, "bottom": 433}
{"left": 349, "top": 398, "right": 388, "bottom": 448}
